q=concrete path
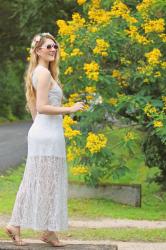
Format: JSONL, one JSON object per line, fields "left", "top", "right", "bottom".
{"left": 1, "top": 239, "right": 166, "bottom": 250}
{"left": 0, "top": 240, "right": 117, "bottom": 250}
{"left": 69, "top": 218, "right": 166, "bottom": 229}
{"left": 1, "top": 215, "right": 166, "bottom": 229}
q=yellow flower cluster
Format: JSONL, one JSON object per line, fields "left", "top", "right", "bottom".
{"left": 88, "top": 0, "right": 111, "bottom": 24}
{"left": 84, "top": 61, "right": 99, "bottom": 81}
{"left": 67, "top": 93, "right": 80, "bottom": 106}
{"left": 85, "top": 86, "right": 96, "bottom": 94}
{"left": 88, "top": 1, "right": 137, "bottom": 25}
{"left": 109, "top": 1, "right": 138, "bottom": 24}
{"left": 60, "top": 47, "right": 69, "bottom": 61}
{"left": 86, "top": 132, "right": 107, "bottom": 154}
{"left": 93, "top": 39, "right": 109, "bottom": 56}
{"left": 71, "top": 165, "right": 88, "bottom": 176}
{"left": 88, "top": 26, "right": 98, "bottom": 33}
{"left": 124, "top": 132, "right": 135, "bottom": 142}
{"left": 64, "top": 92, "right": 89, "bottom": 111}
{"left": 67, "top": 147, "right": 74, "bottom": 161}
{"left": 77, "top": 0, "right": 86, "bottom": 5}
{"left": 110, "top": 1, "right": 136, "bottom": 24}
{"left": 64, "top": 67, "right": 73, "bottom": 75}
{"left": 69, "top": 34, "right": 76, "bottom": 43}
{"left": 144, "top": 103, "right": 157, "bottom": 117}
{"left": 143, "top": 19, "right": 165, "bottom": 33}
{"left": 159, "top": 34, "right": 166, "bottom": 43}
{"left": 112, "top": 69, "right": 129, "bottom": 88}
{"left": 145, "top": 49, "right": 162, "bottom": 65}
{"left": 137, "top": 65, "right": 153, "bottom": 76}
{"left": 63, "top": 115, "right": 77, "bottom": 126}
{"left": 91, "top": 0, "right": 101, "bottom": 9}
{"left": 137, "top": 0, "right": 153, "bottom": 12}
{"left": 112, "top": 69, "right": 121, "bottom": 79}
{"left": 64, "top": 126, "right": 81, "bottom": 139}
{"left": 57, "top": 13, "right": 85, "bottom": 37}
{"left": 69, "top": 93, "right": 80, "bottom": 101}
{"left": 161, "top": 61, "right": 166, "bottom": 68}
{"left": 143, "top": 78, "right": 149, "bottom": 84}
{"left": 125, "top": 25, "right": 150, "bottom": 45}
{"left": 125, "top": 25, "right": 137, "bottom": 35}
{"left": 86, "top": 95, "right": 93, "bottom": 101}
{"left": 84, "top": 86, "right": 96, "bottom": 107}
{"left": 136, "top": 0, "right": 155, "bottom": 19}
{"left": 89, "top": 8, "right": 111, "bottom": 24}
{"left": 154, "top": 71, "right": 161, "bottom": 78}
{"left": 71, "top": 48, "right": 83, "bottom": 56}
{"left": 153, "top": 120, "right": 163, "bottom": 128}
{"left": 67, "top": 141, "right": 84, "bottom": 161}
{"left": 135, "top": 34, "right": 150, "bottom": 45}
{"left": 109, "top": 98, "right": 118, "bottom": 106}
{"left": 56, "top": 20, "right": 73, "bottom": 36}
{"left": 72, "top": 13, "right": 85, "bottom": 28}
{"left": 63, "top": 115, "right": 81, "bottom": 139}
{"left": 110, "top": 1, "right": 130, "bottom": 16}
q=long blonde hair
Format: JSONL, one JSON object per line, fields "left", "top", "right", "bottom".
{"left": 24, "top": 32, "right": 61, "bottom": 114}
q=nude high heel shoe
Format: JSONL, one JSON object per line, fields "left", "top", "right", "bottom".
{"left": 40, "top": 232, "right": 66, "bottom": 247}
{"left": 5, "top": 226, "right": 28, "bottom": 246}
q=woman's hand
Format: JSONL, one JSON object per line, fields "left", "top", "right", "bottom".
{"left": 70, "top": 101, "right": 85, "bottom": 113}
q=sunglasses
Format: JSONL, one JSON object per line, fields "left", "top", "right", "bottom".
{"left": 40, "top": 43, "right": 58, "bottom": 50}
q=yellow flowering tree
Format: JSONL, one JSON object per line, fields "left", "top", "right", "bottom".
{"left": 57, "top": 0, "right": 166, "bottom": 188}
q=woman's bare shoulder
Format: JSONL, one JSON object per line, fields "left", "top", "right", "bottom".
{"left": 32, "top": 65, "right": 51, "bottom": 88}
{"left": 33, "top": 65, "right": 51, "bottom": 81}
{"left": 34, "top": 65, "right": 50, "bottom": 75}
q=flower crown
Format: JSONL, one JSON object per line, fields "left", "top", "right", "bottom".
{"left": 30, "top": 32, "right": 52, "bottom": 53}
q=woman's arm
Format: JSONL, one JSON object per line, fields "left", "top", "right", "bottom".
{"left": 35, "top": 68, "right": 72, "bottom": 115}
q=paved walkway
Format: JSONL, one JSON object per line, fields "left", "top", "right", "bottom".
{"left": 1, "top": 215, "right": 166, "bottom": 229}
{"left": 69, "top": 218, "right": 166, "bottom": 229}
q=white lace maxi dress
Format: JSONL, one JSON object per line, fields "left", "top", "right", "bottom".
{"left": 8, "top": 65, "right": 68, "bottom": 231}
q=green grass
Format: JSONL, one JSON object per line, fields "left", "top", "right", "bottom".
{"left": 62, "top": 228, "right": 166, "bottom": 242}
{"left": 0, "top": 164, "right": 166, "bottom": 220}
{"left": 68, "top": 190, "right": 166, "bottom": 220}
{"left": 1, "top": 227, "right": 166, "bottom": 242}
{"left": 0, "top": 126, "right": 165, "bottom": 220}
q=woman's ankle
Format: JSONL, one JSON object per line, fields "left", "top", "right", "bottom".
{"left": 7, "top": 225, "right": 20, "bottom": 230}
{"left": 42, "top": 231, "right": 58, "bottom": 237}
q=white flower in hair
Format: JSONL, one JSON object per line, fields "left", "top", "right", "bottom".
{"left": 35, "top": 35, "right": 41, "bottom": 42}
{"left": 31, "top": 35, "right": 41, "bottom": 49}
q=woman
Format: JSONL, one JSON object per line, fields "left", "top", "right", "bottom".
{"left": 5, "top": 32, "right": 85, "bottom": 246}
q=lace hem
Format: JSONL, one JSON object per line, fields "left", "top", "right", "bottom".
{"left": 8, "top": 156, "right": 68, "bottom": 231}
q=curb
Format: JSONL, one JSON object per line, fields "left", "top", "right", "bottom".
{"left": 0, "top": 239, "right": 118, "bottom": 250}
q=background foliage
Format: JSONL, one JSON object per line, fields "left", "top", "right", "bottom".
{"left": 0, "top": 0, "right": 77, "bottom": 121}
{"left": 0, "top": 0, "right": 166, "bottom": 188}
